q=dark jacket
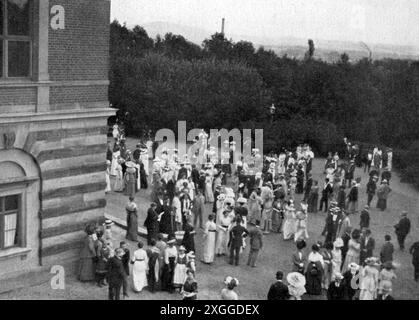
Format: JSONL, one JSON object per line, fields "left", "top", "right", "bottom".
{"left": 409, "top": 242, "right": 419, "bottom": 264}
{"left": 380, "top": 242, "right": 394, "bottom": 263}
{"left": 394, "top": 217, "right": 411, "bottom": 237}
{"left": 107, "top": 256, "right": 126, "bottom": 285}
{"left": 327, "top": 281, "right": 348, "bottom": 300}
{"left": 229, "top": 225, "right": 249, "bottom": 248}
{"left": 249, "top": 227, "right": 263, "bottom": 250}
{"left": 360, "top": 209, "right": 370, "bottom": 229}
{"left": 366, "top": 180, "right": 377, "bottom": 195}
{"left": 321, "top": 183, "right": 333, "bottom": 198}
{"left": 267, "top": 281, "right": 290, "bottom": 300}
{"left": 291, "top": 250, "right": 307, "bottom": 273}
{"left": 360, "top": 236, "right": 375, "bottom": 264}
{"left": 347, "top": 186, "right": 358, "bottom": 202}
{"left": 121, "top": 249, "right": 130, "bottom": 276}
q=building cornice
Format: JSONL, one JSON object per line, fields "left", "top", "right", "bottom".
{"left": 0, "top": 108, "right": 116, "bottom": 124}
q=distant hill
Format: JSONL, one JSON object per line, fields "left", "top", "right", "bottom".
{"left": 139, "top": 21, "right": 419, "bottom": 63}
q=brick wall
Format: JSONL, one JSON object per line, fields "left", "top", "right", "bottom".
{"left": 0, "top": 88, "right": 37, "bottom": 105}
{"left": 50, "top": 85, "right": 108, "bottom": 106}
{"left": 48, "top": 0, "right": 110, "bottom": 82}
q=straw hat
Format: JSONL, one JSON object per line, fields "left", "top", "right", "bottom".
{"left": 179, "top": 245, "right": 186, "bottom": 252}
{"left": 287, "top": 272, "right": 306, "bottom": 287}
{"left": 237, "top": 197, "right": 247, "bottom": 204}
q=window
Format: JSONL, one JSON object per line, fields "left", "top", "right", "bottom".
{"left": 0, "top": 0, "right": 32, "bottom": 79}
{"left": 0, "top": 194, "right": 21, "bottom": 249}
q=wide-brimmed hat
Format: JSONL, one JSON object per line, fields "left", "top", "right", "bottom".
{"left": 103, "top": 219, "right": 114, "bottom": 227}
{"left": 187, "top": 251, "right": 195, "bottom": 259}
{"left": 179, "top": 245, "right": 186, "bottom": 251}
{"left": 126, "top": 161, "right": 136, "bottom": 168}
{"left": 237, "top": 197, "right": 247, "bottom": 204}
{"left": 333, "top": 273, "right": 344, "bottom": 281}
{"left": 167, "top": 238, "right": 176, "bottom": 244}
{"left": 349, "top": 262, "right": 360, "bottom": 271}
{"left": 287, "top": 272, "right": 306, "bottom": 287}
{"left": 333, "top": 238, "right": 344, "bottom": 248}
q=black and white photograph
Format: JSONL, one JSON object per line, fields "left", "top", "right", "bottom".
{"left": 0, "top": 0, "right": 419, "bottom": 305}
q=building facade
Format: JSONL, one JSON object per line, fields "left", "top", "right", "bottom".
{"left": 0, "top": 0, "right": 113, "bottom": 280}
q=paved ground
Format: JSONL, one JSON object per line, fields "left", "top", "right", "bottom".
{"left": 1, "top": 137, "right": 418, "bottom": 300}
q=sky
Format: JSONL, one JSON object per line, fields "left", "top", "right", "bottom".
{"left": 111, "top": 0, "right": 419, "bottom": 46}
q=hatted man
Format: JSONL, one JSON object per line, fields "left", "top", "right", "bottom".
{"left": 229, "top": 217, "right": 249, "bottom": 266}
{"left": 394, "top": 211, "right": 411, "bottom": 251}
{"left": 247, "top": 220, "right": 263, "bottom": 267}
{"left": 107, "top": 248, "right": 126, "bottom": 300}
{"left": 267, "top": 271, "right": 290, "bottom": 300}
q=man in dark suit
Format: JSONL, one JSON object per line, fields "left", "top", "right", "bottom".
{"left": 380, "top": 235, "right": 394, "bottom": 264}
{"left": 267, "top": 271, "right": 290, "bottom": 300}
{"left": 327, "top": 273, "right": 348, "bottom": 300}
{"left": 191, "top": 164, "right": 200, "bottom": 190}
{"left": 360, "top": 205, "right": 370, "bottom": 230}
{"left": 247, "top": 221, "right": 263, "bottom": 267}
{"left": 120, "top": 242, "right": 130, "bottom": 299}
{"left": 144, "top": 203, "right": 159, "bottom": 245}
{"left": 229, "top": 217, "right": 249, "bottom": 266}
{"left": 107, "top": 248, "right": 126, "bottom": 300}
{"left": 360, "top": 229, "right": 375, "bottom": 266}
{"left": 394, "top": 211, "right": 411, "bottom": 251}
{"left": 319, "top": 178, "right": 333, "bottom": 212}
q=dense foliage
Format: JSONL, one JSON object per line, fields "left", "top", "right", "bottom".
{"left": 109, "top": 21, "right": 419, "bottom": 183}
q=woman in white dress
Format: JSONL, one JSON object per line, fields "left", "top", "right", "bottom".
{"left": 216, "top": 210, "right": 232, "bottom": 256}
{"left": 105, "top": 160, "right": 111, "bottom": 193}
{"left": 202, "top": 214, "right": 217, "bottom": 264}
{"left": 359, "top": 257, "right": 380, "bottom": 300}
{"left": 204, "top": 173, "right": 214, "bottom": 203}
{"left": 282, "top": 201, "right": 297, "bottom": 240}
{"left": 215, "top": 194, "right": 226, "bottom": 223}
{"left": 110, "top": 150, "right": 120, "bottom": 176}
{"left": 173, "top": 246, "right": 188, "bottom": 290}
{"left": 331, "top": 238, "right": 343, "bottom": 277}
{"left": 131, "top": 242, "right": 149, "bottom": 293}
{"left": 113, "top": 159, "right": 124, "bottom": 192}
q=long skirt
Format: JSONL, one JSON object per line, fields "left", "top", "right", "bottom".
{"left": 110, "top": 157, "right": 118, "bottom": 176}
{"left": 271, "top": 209, "right": 282, "bottom": 233}
{"left": 78, "top": 257, "right": 95, "bottom": 281}
{"left": 342, "top": 252, "right": 360, "bottom": 273}
{"left": 377, "top": 198, "right": 387, "bottom": 211}
{"left": 105, "top": 173, "right": 111, "bottom": 192}
{"left": 308, "top": 194, "right": 318, "bottom": 213}
{"left": 161, "top": 257, "right": 176, "bottom": 292}
{"left": 359, "top": 277, "right": 377, "bottom": 300}
{"left": 126, "top": 212, "right": 138, "bottom": 241}
{"left": 132, "top": 260, "right": 148, "bottom": 292}
{"left": 282, "top": 218, "right": 296, "bottom": 240}
{"left": 215, "top": 228, "right": 229, "bottom": 255}
{"left": 173, "top": 263, "right": 187, "bottom": 288}
{"left": 114, "top": 171, "right": 124, "bottom": 192}
{"left": 202, "top": 232, "right": 216, "bottom": 263}
{"left": 205, "top": 184, "right": 214, "bottom": 203}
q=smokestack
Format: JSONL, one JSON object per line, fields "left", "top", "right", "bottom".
{"left": 221, "top": 18, "right": 225, "bottom": 35}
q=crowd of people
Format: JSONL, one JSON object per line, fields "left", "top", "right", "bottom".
{"left": 80, "top": 128, "right": 418, "bottom": 300}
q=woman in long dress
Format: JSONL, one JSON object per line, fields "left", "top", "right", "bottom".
{"left": 216, "top": 210, "right": 232, "bottom": 256}
{"left": 146, "top": 239, "right": 160, "bottom": 293}
{"left": 331, "top": 238, "right": 343, "bottom": 277}
{"left": 376, "top": 181, "right": 391, "bottom": 211}
{"left": 131, "top": 242, "right": 149, "bottom": 293}
{"left": 287, "top": 272, "right": 306, "bottom": 300}
{"left": 110, "top": 150, "right": 120, "bottom": 176}
{"left": 202, "top": 214, "right": 217, "bottom": 264}
{"left": 105, "top": 160, "right": 112, "bottom": 193}
{"left": 342, "top": 230, "right": 361, "bottom": 273}
{"left": 305, "top": 244, "right": 324, "bottom": 295}
{"left": 294, "top": 210, "right": 309, "bottom": 242}
{"left": 307, "top": 181, "right": 319, "bottom": 213}
{"left": 204, "top": 173, "right": 214, "bottom": 203}
{"left": 124, "top": 166, "right": 137, "bottom": 197}
{"left": 114, "top": 159, "right": 124, "bottom": 192}
{"left": 321, "top": 242, "right": 334, "bottom": 290}
{"left": 359, "top": 258, "right": 380, "bottom": 300}
{"left": 282, "top": 202, "right": 297, "bottom": 240}
{"left": 173, "top": 246, "right": 188, "bottom": 290}
{"left": 247, "top": 190, "right": 262, "bottom": 225}
{"left": 125, "top": 197, "right": 138, "bottom": 242}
